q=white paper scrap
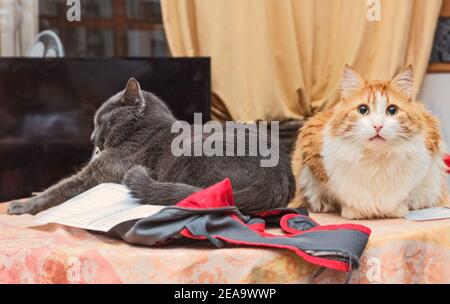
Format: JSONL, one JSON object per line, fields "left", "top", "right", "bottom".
{"left": 29, "top": 183, "right": 165, "bottom": 232}
{"left": 405, "top": 207, "right": 450, "bottom": 221}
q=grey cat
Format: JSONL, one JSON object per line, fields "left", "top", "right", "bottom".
{"left": 8, "top": 78, "right": 295, "bottom": 215}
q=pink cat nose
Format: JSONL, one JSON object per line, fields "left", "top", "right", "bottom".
{"left": 373, "top": 125, "right": 383, "bottom": 133}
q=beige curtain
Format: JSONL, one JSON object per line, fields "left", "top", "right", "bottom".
{"left": 0, "top": 0, "right": 38, "bottom": 56}
{"left": 161, "top": 0, "right": 442, "bottom": 121}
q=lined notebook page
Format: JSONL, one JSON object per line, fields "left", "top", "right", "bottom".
{"left": 30, "top": 183, "right": 165, "bottom": 232}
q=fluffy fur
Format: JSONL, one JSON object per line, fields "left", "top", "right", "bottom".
{"left": 8, "top": 78, "right": 295, "bottom": 215}
{"left": 290, "top": 65, "right": 449, "bottom": 219}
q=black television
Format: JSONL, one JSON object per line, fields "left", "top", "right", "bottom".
{"left": 0, "top": 58, "right": 211, "bottom": 201}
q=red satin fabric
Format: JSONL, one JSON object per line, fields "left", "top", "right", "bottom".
{"left": 175, "top": 178, "right": 235, "bottom": 209}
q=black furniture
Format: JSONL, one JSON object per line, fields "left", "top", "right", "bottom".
{"left": 0, "top": 58, "right": 210, "bottom": 201}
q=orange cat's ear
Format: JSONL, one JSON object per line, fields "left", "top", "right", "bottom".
{"left": 340, "top": 64, "right": 365, "bottom": 99}
{"left": 391, "top": 65, "right": 415, "bottom": 100}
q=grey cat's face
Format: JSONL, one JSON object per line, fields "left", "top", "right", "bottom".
{"left": 91, "top": 78, "right": 145, "bottom": 151}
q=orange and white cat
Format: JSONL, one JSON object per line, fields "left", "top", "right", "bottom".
{"left": 290, "top": 65, "right": 449, "bottom": 219}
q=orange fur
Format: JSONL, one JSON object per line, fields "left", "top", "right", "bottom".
{"left": 290, "top": 111, "right": 331, "bottom": 208}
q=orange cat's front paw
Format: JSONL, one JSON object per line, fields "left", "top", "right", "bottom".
{"left": 391, "top": 204, "right": 409, "bottom": 218}
{"left": 341, "top": 207, "right": 364, "bottom": 220}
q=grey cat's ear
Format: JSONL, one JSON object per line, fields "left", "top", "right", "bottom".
{"left": 121, "top": 78, "right": 143, "bottom": 106}
{"left": 391, "top": 65, "right": 415, "bottom": 100}
{"left": 340, "top": 64, "right": 365, "bottom": 99}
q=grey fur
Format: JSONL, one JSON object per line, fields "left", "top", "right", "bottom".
{"left": 8, "top": 78, "right": 295, "bottom": 215}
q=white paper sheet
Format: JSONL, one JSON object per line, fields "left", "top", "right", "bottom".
{"left": 30, "top": 183, "right": 166, "bottom": 232}
{"left": 406, "top": 207, "right": 450, "bottom": 221}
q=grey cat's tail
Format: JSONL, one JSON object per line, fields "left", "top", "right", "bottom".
{"left": 231, "top": 171, "right": 295, "bottom": 213}
{"left": 123, "top": 166, "right": 293, "bottom": 213}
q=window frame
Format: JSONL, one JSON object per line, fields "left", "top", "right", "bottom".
{"left": 39, "top": 0, "right": 167, "bottom": 57}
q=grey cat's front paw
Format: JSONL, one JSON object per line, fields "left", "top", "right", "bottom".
{"left": 123, "top": 165, "right": 158, "bottom": 203}
{"left": 123, "top": 165, "right": 153, "bottom": 188}
{"left": 8, "top": 200, "right": 41, "bottom": 215}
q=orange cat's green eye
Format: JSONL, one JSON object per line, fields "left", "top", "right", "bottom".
{"left": 357, "top": 104, "right": 369, "bottom": 116}
{"left": 386, "top": 105, "right": 398, "bottom": 116}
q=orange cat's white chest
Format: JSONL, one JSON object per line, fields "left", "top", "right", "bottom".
{"left": 321, "top": 124, "right": 434, "bottom": 216}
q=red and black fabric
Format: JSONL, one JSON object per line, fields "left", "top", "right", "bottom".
{"left": 111, "top": 179, "right": 371, "bottom": 273}
{"left": 445, "top": 154, "right": 450, "bottom": 174}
